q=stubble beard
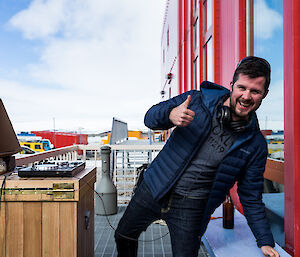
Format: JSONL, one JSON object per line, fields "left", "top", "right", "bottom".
{"left": 229, "top": 96, "right": 250, "bottom": 121}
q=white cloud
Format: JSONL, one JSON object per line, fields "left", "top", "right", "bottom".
{"left": 254, "top": 0, "right": 282, "bottom": 40}
{"left": 9, "top": 0, "right": 162, "bottom": 41}
{"left": 9, "top": 0, "right": 67, "bottom": 39}
{"left": 1, "top": 76, "right": 153, "bottom": 132}
{"left": 4, "top": 0, "right": 166, "bottom": 132}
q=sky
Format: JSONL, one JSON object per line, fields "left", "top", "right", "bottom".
{"left": 253, "top": 0, "right": 283, "bottom": 130}
{"left": 0, "top": 0, "right": 283, "bottom": 134}
{"left": 0, "top": 0, "right": 166, "bottom": 133}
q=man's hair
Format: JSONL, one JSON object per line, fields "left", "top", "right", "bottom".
{"left": 232, "top": 56, "right": 271, "bottom": 91}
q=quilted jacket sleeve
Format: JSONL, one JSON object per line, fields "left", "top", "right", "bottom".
{"left": 144, "top": 90, "right": 196, "bottom": 130}
{"left": 237, "top": 139, "right": 275, "bottom": 248}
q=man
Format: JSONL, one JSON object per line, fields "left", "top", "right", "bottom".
{"left": 115, "top": 56, "right": 280, "bottom": 257}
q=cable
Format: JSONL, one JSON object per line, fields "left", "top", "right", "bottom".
{"left": 75, "top": 175, "right": 170, "bottom": 243}
{"left": 77, "top": 170, "right": 224, "bottom": 242}
{"left": 0, "top": 172, "right": 12, "bottom": 211}
{"left": 0, "top": 176, "right": 7, "bottom": 210}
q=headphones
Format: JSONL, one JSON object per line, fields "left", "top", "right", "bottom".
{"left": 216, "top": 105, "right": 249, "bottom": 133}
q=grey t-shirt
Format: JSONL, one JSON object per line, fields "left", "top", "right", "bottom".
{"left": 174, "top": 109, "right": 236, "bottom": 199}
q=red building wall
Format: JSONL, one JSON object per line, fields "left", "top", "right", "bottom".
{"left": 217, "top": 0, "right": 246, "bottom": 88}
{"left": 161, "top": 0, "right": 179, "bottom": 98}
{"left": 161, "top": 0, "right": 248, "bottom": 215}
{"left": 283, "top": 0, "right": 300, "bottom": 254}
{"left": 162, "top": 0, "right": 300, "bottom": 254}
{"left": 161, "top": 0, "right": 247, "bottom": 97}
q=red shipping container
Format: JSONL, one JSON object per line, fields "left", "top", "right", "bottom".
{"left": 31, "top": 131, "right": 88, "bottom": 154}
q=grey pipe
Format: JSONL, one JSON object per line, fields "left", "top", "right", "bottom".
{"left": 95, "top": 146, "right": 117, "bottom": 215}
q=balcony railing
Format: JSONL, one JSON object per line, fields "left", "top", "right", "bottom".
{"left": 109, "top": 144, "right": 163, "bottom": 205}
{"left": 15, "top": 144, "right": 284, "bottom": 205}
{"left": 15, "top": 145, "right": 80, "bottom": 166}
{"left": 15, "top": 144, "right": 164, "bottom": 205}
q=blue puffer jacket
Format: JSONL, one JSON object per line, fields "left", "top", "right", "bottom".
{"left": 143, "top": 81, "right": 274, "bottom": 248}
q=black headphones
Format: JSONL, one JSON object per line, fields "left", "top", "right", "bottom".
{"left": 216, "top": 105, "right": 249, "bottom": 133}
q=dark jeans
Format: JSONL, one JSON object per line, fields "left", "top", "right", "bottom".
{"left": 114, "top": 181, "right": 208, "bottom": 257}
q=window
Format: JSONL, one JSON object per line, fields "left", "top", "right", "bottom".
{"left": 193, "top": 57, "right": 199, "bottom": 89}
{"left": 203, "top": 37, "right": 213, "bottom": 81}
{"left": 167, "top": 27, "right": 170, "bottom": 47}
{"left": 193, "top": 0, "right": 197, "bottom": 10}
{"left": 202, "top": 0, "right": 214, "bottom": 82}
{"left": 192, "top": 0, "right": 200, "bottom": 88}
{"left": 206, "top": 38, "right": 213, "bottom": 81}
{"left": 203, "top": 0, "right": 212, "bottom": 32}
{"left": 193, "top": 17, "right": 199, "bottom": 51}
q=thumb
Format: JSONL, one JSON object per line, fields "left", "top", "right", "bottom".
{"left": 182, "top": 95, "right": 192, "bottom": 108}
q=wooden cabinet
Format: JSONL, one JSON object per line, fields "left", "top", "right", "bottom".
{"left": 0, "top": 167, "right": 96, "bottom": 257}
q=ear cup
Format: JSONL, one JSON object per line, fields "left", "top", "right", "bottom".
{"left": 217, "top": 105, "right": 249, "bottom": 132}
{"left": 217, "top": 106, "right": 231, "bottom": 126}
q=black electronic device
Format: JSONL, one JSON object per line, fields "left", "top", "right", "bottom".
{"left": 17, "top": 161, "right": 86, "bottom": 177}
{"left": 217, "top": 105, "right": 249, "bottom": 133}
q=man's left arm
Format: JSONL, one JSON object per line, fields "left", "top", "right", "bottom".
{"left": 237, "top": 144, "right": 280, "bottom": 257}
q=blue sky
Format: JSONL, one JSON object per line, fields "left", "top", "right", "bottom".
{"left": 0, "top": 0, "right": 166, "bottom": 133}
{"left": 0, "top": 0, "right": 283, "bottom": 133}
{"left": 0, "top": 1, "right": 40, "bottom": 83}
{"left": 254, "top": 0, "right": 283, "bottom": 130}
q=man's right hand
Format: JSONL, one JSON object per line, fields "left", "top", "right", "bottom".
{"left": 169, "top": 95, "right": 195, "bottom": 127}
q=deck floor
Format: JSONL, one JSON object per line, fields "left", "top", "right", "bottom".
{"left": 94, "top": 206, "right": 210, "bottom": 257}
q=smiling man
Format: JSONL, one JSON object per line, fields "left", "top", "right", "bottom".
{"left": 115, "top": 56, "right": 280, "bottom": 257}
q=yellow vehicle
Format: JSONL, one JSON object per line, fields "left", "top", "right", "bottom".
{"left": 19, "top": 141, "right": 45, "bottom": 152}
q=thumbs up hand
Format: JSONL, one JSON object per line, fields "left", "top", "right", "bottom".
{"left": 169, "top": 95, "right": 195, "bottom": 127}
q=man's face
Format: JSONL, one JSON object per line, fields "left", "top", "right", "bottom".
{"left": 228, "top": 74, "right": 268, "bottom": 121}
